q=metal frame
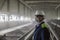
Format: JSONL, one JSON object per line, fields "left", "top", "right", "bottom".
{"left": 0, "top": 0, "right": 6, "bottom": 10}
{"left": 55, "top": 4, "right": 60, "bottom": 9}
{"left": 19, "top": 0, "right": 33, "bottom": 10}
{"left": 46, "top": 22, "right": 59, "bottom": 40}
{"left": 7, "top": 0, "right": 9, "bottom": 12}
{"left": 25, "top": 1, "right": 60, "bottom": 3}
{"left": 17, "top": 0, "right": 20, "bottom": 14}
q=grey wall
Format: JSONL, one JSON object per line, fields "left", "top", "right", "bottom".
{"left": 58, "top": 7, "right": 60, "bottom": 18}
{"left": 0, "top": 0, "right": 34, "bottom": 30}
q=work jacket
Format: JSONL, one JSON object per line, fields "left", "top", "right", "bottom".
{"left": 34, "top": 22, "right": 50, "bottom": 40}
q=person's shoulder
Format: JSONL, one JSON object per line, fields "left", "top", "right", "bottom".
{"left": 41, "top": 22, "right": 48, "bottom": 28}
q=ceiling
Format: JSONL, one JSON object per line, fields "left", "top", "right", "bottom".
{"left": 23, "top": 0, "right": 60, "bottom": 19}
{"left": 24, "top": 0, "right": 60, "bottom": 10}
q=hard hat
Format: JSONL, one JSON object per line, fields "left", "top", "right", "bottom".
{"left": 35, "top": 10, "right": 45, "bottom": 16}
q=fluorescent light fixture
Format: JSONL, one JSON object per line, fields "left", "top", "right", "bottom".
{"left": 9, "top": 15, "right": 16, "bottom": 21}
{"left": 3, "top": 14, "right": 8, "bottom": 22}
{"left": 20, "top": 16, "right": 24, "bottom": 21}
{"left": 0, "top": 14, "right": 8, "bottom": 22}
{"left": 28, "top": 18, "right": 32, "bottom": 22}
{"left": 0, "top": 14, "right": 32, "bottom": 22}
{"left": 0, "top": 16, "right": 4, "bottom": 22}
{"left": 58, "top": 17, "right": 60, "bottom": 20}
{"left": 28, "top": 18, "right": 31, "bottom": 20}
{"left": 9, "top": 15, "right": 20, "bottom": 21}
{"left": 16, "top": 16, "right": 20, "bottom": 21}
{"left": 24, "top": 17, "right": 29, "bottom": 21}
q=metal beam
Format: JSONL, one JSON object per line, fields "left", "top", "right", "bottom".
{"left": 25, "top": 1, "right": 60, "bottom": 3}
{"left": 31, "top": 7, "right": 56, "bottom": 9}
{"left": 19, "top": 0, "right": 33, "bottom": 10}
{"left": 17, "top": 0, "right": 20, "bottom": 13}
{"left": 7, "top": 0, "right": 10, "bottom": 12}
{"left": 55, "top": 4, "right": 60, "bottom": 9}
{"left": 0, "top": 0, "right": 6, "bottom": 10}
{"left": 28, "top": 3, "right": 59, "bottom": 6}
{"left": 31, "top": 6, "right": 56, "bottom": 9}
{"left": 29, "top": 5, "right": 57, "bottom": 6}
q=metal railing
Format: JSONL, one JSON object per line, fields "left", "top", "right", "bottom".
{"left": 18, "top": 22, "right": 59, "bottom": 40}
{"left": 18, "top": 28, "right": 35, "bottom": 40}
{"left": 46, "top": 22, "right": 59, "bottom": 40}
{"left": 0, "top": 22, "right": 59, "bottom": 40}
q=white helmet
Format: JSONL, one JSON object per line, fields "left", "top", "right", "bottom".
{"left": 35, "top": 10, "right": 45, "bottom": 16}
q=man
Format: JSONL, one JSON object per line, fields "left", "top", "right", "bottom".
{"left": 34, "top": 10, "right": 50, "bottom": 40}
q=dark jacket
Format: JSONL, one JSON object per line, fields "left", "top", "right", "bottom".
{"left": 34, "top": 22, "right": 50, "bottom": 40}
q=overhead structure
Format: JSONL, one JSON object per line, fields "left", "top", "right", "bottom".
{"left": 24, "top": 0, "right": 60, "bottom": 10}
{"left": 19, "top": 0, "right": 33, "bottom": 10}
{"left": 24, "top": 0, "right": 60, "bottom": 19}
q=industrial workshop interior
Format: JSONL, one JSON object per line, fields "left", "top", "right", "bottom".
{"left": 0, "top": 0, "right": 60, "bottom": 40}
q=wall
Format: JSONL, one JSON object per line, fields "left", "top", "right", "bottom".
{"left": 0, "top": 0, "right": 34, "bottom": 30}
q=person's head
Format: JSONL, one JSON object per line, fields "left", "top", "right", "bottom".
{"left": 35, "top": 10, "right": 45, "bottom": 22}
